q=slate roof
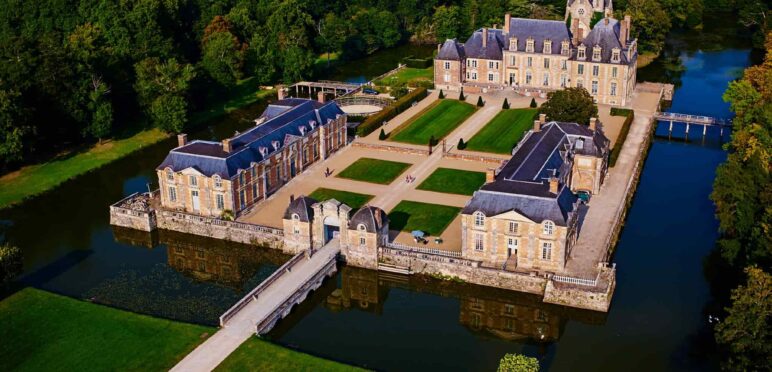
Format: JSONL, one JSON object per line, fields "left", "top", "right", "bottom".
{"left": 462, "top": 121, "right": 608, "bottom": 226}
{"left": 464, "top": 29, "right": 506, "bottom": 60}
{"left": 507, "top": 18, "right": 572, "bottom": 55}
{"left": 349, "top": 206, "right": 389, "bottom": 233}
{"left": 284, "top": 196, "right": 317, "bottom": 222}
{"left": 157, "top": 99, "right": 345, "bottom": 178}
{"left": 437, "top": 39, "right": 465, "bottom": 60}
{"left": 579, "top": 18, "right": 631, "bottom": 64}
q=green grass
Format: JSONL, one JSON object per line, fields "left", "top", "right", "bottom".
{"left": 465, "top": 108, "right": 537, "bottom": 154}
{"left": 417, "top": 168, "right": 486, "bottom": 196}
{"left": 374, "top": 67, "right": 433, "bottom": 87}
{"left": 309, "top": 188, "right": 374, "bottom": 210}
{"left": 215, "top": 337, "right": 365, "bottom": 372}
{"left": 387, "top": 201, "right": 461, "bottom": 236}
{"left": 390, "top": 100, "right": 476, "bottom": 145}
{"left": 0, "top": 288, "right": 212, "bottom": 371}
{"left": 0, "top": 80, "right": 274, "bottom": 210}
{"left": 337, "top": 158, "right": 412, "bottom": 185}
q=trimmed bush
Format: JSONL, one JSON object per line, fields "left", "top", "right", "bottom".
{"left": 379, "top": 128, "right": 388, "bottom": 140}
{"left": 459, "top": 89, "right": 466, "bottom": 101}
{"left": 402, "top": 57, "right": 432, "bottom": 68}
{"left": 429, "top": 135, "right": 438, "bottom": 147}
{"left": 457, "top": 138, "right": 466, "bottom": 150}
{"left": 502, "top": 98, "right": 510, "bottom": 109}
{"left": 476, "top": 96, "right": 484, "bottom": 107}
{"left": 530, "top": 97, "right": 537, "bottom": 108}
{"left": 498, "top": 353, "right": 539, "bottom": 372}
{"left": 608, "top": 109, "right": 635, "bottom": 167}
{"left": 356, "top": 87, "right": 429, "bottom": 137}
{"left": 439, "top": 89, "right": 445, "bottom": 99}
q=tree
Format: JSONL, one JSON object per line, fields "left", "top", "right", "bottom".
{"left": 134, "top": 58, "right": 195, "bottom": 132}
{"left": 0, "top": 89, "right": 30, "bottom": 165}
{"left": 151, "top": 95, "right": 187, "bottom": 133}
{"left": 379, "top": 128, "right": 388, "bottom": 140}
{"left": 530, "top": 97, "right": 537, "bottom": 108}
{"left": 439, "top": 90, "right": 445, "bottom": 99}
{"left": 477, "top": 96, "right": 485, "bottom": 107}
{"left": 457, "top": 137, "right": 466, "bottom": 150}
{"left": 84, "top": 76, "right": 112, "bottom": 142}
{"left": 502, "top": 98, "right": 510, "bottom": 109}
{"left": 433, "top": 5, "right": 464, "bottom": 41}
{"left": 618, "top": 0, "right": 672, "bottom": 54}
{"left": 201, "top": 16, "right": 246, "bottom": 87}
{"left": 266, "top": 0, "right": 315, "bottom": 83}
{"left": 715, "top": 267, "right": 771, "bottom": 371}
{"left": 316, "top": 13, "right": 348, "bottom": 67}
{"left": 0, "top": 243, "right": 22, "bottom": 286}
{"left": 538, "top": 87, "right": 598, "bottom": 125}
{"left": 459, "top": 89, "right": 466, "bottom": 101}
{"left": 497, "top": 353, "right": 539, "bottom": 372}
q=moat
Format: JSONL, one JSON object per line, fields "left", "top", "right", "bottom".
{"left": 0, "top": 26, "right": 756, "bottom": 372}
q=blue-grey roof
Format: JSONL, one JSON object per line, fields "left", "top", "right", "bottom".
{"left": 507, "top": 18, "right": 572, "bottom": 55}
{"left": 157, "top": 99, "right": 345, "bottom": 178}
{"left": 579, "top": 18, "right": 631, "bottom": 64}
{"left": 284, "top": 196, "right": 317, "bottom": 222}
{"left": 349, "top": 206, "right": 389, "bottom": 233}
{"left": 437, "top": 39, "right": 465, "bottom": 60}
{"left": 462, "top": 187, "right": 578, "bottom": 226}
{"left": 464, "top": 29, "right": 506, "bottom": 60}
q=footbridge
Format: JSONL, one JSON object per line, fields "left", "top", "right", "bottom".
{"left": 655, "top": 112, "right": 732, "bottom": 138}
{"left": 171, "top": 240, "right": 340, "bottom": 372}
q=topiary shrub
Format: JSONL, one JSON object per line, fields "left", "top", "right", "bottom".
{"left": 439, "top": 89, "right": 445, "bottom": 99}
{"left": 457, "top": 138, "right": 466, "bottom": 150}
{"left": 220, "top": 209, "right": 235, "bottom": 221}
{"left": 459, "top": 89, "right": 466, "bottom": 101}
{"left": 379, "top": 128, "right": 388, "bottom": 140}
{"left": 476, "top": 96, "right": 484, "bottom": 107}
{"left": 530, "top": 97, "right": 537, "bottom": 108}
{"left": 502, "top": 98, "right": 510, "bottom": 109}
{"left": 497, "top": 353, "right": 539, "bottom": 372}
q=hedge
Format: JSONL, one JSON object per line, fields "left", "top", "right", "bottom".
{"left": 356, "top": 87, "right": 429, "bottom": 137}
{"left": 402, "top": 56, "right": 432, "bottom": 69}
{"left": 608, "top": 108, "right": 635, "bottom": 167}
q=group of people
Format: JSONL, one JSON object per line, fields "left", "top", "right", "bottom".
{"left": 405, "top": 174, "right": 417, "bottom": 183}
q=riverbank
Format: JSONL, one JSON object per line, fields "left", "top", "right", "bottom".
{"left": 0, "top": 85, "right": 274, "bottom": 210}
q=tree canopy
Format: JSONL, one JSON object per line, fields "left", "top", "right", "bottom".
{"left": 538, "top": 87, "right": 598, "bottom": 125}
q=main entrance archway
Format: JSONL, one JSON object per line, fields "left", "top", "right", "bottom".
{"left": 323, "top": 215, "right": 340, "bottom": 243}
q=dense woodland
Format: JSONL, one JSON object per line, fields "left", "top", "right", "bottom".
{"left": 0, "top": 0, "right": 767, "bottom": 172}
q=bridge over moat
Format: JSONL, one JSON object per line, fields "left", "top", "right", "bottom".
{"left": 170, "top": 240, "right": 340, "bottom": 372}
{"left": 655, "top": 112, "right": 732, "bottom": 139}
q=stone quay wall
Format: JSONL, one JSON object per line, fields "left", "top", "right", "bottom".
{"left": 156, "top": 210, "right": 285, "bottom": 251}
{"left": 109, "top": 193, "right": 157, "bottom": 232}
{"left": 543, "top": 266, "right": 617, "bottom": 312}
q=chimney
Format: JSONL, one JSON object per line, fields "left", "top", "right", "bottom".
{"left": 504, "top": 13, "right": 511, "bottom": 34}
{"left": 548, "top": 177, "right": 559, "bottom": 194}
{"left": 438, "top": 43, "right": 442, "bottom": 53}
{"left": 621, "top": 15, "right": 631, "bottom": 46}
{"left": 482, "top": 28, "right": 488, "bottom": 48}
{"left": 534, "top": 120, "right": 541, "bottom": 133}
{"left": 486, "top": 168, "right": 496, "bottom": 183}
{"left": 493, "top": 24, "right": 498, "bottom": 30}
{"left": 317, "top": 91, "right": 326, "bottom": 103}
{"left": 177, "top": 133, "right": 187, "bottom": 147}
{"left": 539, "top": 113, "right": 546, "bottom": 124}
{"left": 222, "top": 138, "right": 232, "bottom": 153}
{"left": 589, "top": 117, "right": 597, "bottom": 131}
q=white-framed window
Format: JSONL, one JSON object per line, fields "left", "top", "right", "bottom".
{"left": 507, "top": 237, "right": 518, "bottom": 249}
{"left": 190, "top": 190, "right": 199, "bottom": 210}
{"left": 292, "top": 213, "right": 299, "bottom": 221}
{"left": 509, "top": 38, "right": 517, "bottom": 51}
{"left": 509, "top": 55, "right": 515, "bottom": 65}
{"left": 526, "top": 71, "right": 532, "bottom": 85}
{"left": 612, "top": 67, "right": 618, "bottom": 78}
{"left": 577, "top": 64, "right": 584, "bottom": 75}
{"left": 189, "top": 175, "right": 197, "bottom": 187}
{"left": 488, "top": 61, "right": 495, "bottom": 69}
{"left": 215, "top": 193, "right": 224, "bottom": 210}
{"left": 542, "top": 242, "right": 553, "bottom": 260}
{"left": 543, "top": 40, "right": 552, "bottom": 54}
{"left": 251, "top": 167, "right": 256, "bottom": 178}
{"left": 168, "top": 186, "right": 177, "bottom": 202}
{"left": 611, "top": 50, "right": 620, "bottom": 63}
{"left": 610, "top": 82, "right": 617, "bottom": 96}
{"left": 466, "top": 71, "right": 470, "bottom": 79}
{"left": 592, "top": 65, "right": 599, "bottom": 77}
{"left": 577, "top": 79, "right": 584, "bottom": 88}
{"left": 360, "top": 236, "right": 366, "bottom": 246}
{"left": 473, "top": 211, "right": 485, "bottom": 227}
{"left": 213, "top": 175, "right": 222, "bottom": 188}
{"left": 470, "top": 59, "right": 478, "bottom": 68}
{"left": 444, "top": 61, "right": 451, "bottom": 70}
{"left": 526, "top": 39, "right": 534, "bottom": 53}
{"left": 239, "top": 189, "right": 246, "bottom": 209}
{"left": 474, "top": 233, "right": 484, "bottom": 251}
{"left": 543, "top": 58, "right": 550, "bottom": 69}
{"left": 252, "top": 183, "right": 258, "bottom": 199}
{"left": 578, "top": 46, "right": 586, "bottom": 60}
{"left": 294, "top": 226, "right": 300, "bottom": 235}
{"left": 561, "top": 60, "right": 567, "bottom": 70}
{"left": 444, "top": 73, "right": 451, "bottom": 82}
{"left": 561, "top": 41, "right": 570, "bottom": 56}
{"left": 527, "top": 57, "right": 533, "bottom": 67}
{"left": 592, "top": 47, "right": 601, "bottom": 61}
{"left": 543, "top": 73, "right": 549, "bottom": 86}
{"left": 358, "top": 223, "right": 366, "bottom": 231}
{"left": 591, "top": 80, "right": 598, "bottom": 95}
{"left": 471, "top": 72, "right": 478, "bottom": 80}
{"left": 543, "top": 221, "right": 554, "bottom": 235}
{"left": 166, "top": 169, "right": 174, "bottom": 181}
{"left": 239, "top": 172, "right": 245, "bottom": 185}
{"left": 560, "top": 74, "right": 568, "bottom": 87}
{"left": 508, "top": 221, "right": 519, "bottom": 234}
{"left": 488, "top": 73, "right": 494, "bottom": 82}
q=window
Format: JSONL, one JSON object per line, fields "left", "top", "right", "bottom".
{"left": 611, "top": 50, "right": 620, "bottom": 63}
{"left": 214, "top": 176, "right": 222, "bottom": 188}
{"left": 473, "top": 212, "right": 485, "bottom": 227}
{"left": 526, "top": 39, "right": 534, "bottom": 53}
{"left": 359, "top": 237, "right": 366, "bottom": 246}
{"left": 474, "top": 234, "right": 484, "bottom": 251}
{"left": 612, "top": 67, "right": 618, "bottom": 78}
{"left": 444, "top": 61, "right": 450, "bottom": 70}
{"left": 577, "top": 79, "right": 584, "bottom": 88}
{"left": 526, "top": 57, "right": 532, "bottom": 67}
{"left": 189, "top": 175, "right": 197, "bottom": 187}
{"left": 592, "top": 65, "right": 599, "bottom": 77}
{"left": 488, "top": 61, "right": 495, "bottom": 69}
{"left": 591, "top": 80, "right": 598, "bottom": 95}
{"left": 251, "top": 167, "right": 256, "bottom": 179}
{"left": 543, "top": 40, "right": 551, "bottom": 54}
{"left": 166, "top": 169, "right": 174, "bottom": 181}
{"left": 168, "top": 186, "right": 177, "bottom": 202}
{"left": 252, "top": 183, "right": 258, "bottom": 200}
{"left": 543, "top": 58, "right": 550, "bottom": 69}
{"left": 466, "top": 71, "right": 470, "bottom": 79}
{"left": 488, "top": 73, "right": 494, "bottom": 82}
{"left": 561, "top": 41, "right": 569, "bottom": 56}
{"left": 610, "top": 82, "right": 617, "bottom": 96}
{"left": 592, "top": 47, "right": 601, "bottom": 61}
{"left": 561, "top": 60, "right": 567, "bottom": 70}
{"left": 191, "top": 190, "right": 199, "bottom": 209}
{"left": 509, "top": 38, "right": 517, "bottom": 51}
{"left": 578, "top": 8, "right": 585, "bottom": 15}
{"left": 509, "top": 55, "right": 515, "bottom": 65}
{"left": 505, "top": 304, "right": 515, "bottom": 315}
{"left": 239, "top": 172, "right": 245, "bottom": 185}
{"left": 239, "top": 189, "right": 246, "bottom": 209}
{"left": 541, "top": 242, "right": 553, "bottom": 260}
{"left": 358, "top": 224, "right": 366, "bottom": 231}
{"left": 560, "top": 74, "right": 568, "bottom": 87}
{"left": 294, "top": 226, "right": 300, "bottom": 235}
{"left": 526, "top": 71, "right": 532, "bottom": 85}
{"left": 578, "top": 47, "right": 586, "bottom": 60}
{"left": 444, "top": 73, "right": 451, "bottom": 82}
{"left": 508, "top": 221, "right": 519, "bottom": 234}
{"left": 577, "top": 64, "right": 584, "bottom": 74}
{"left": 471, "top": 72, "right": 478, "bottom": 80}
{"left": 543, "top": 73, "right": 549, "bottom": 86}
{"left": 543, "top": 221, "right": 554, "bottom": 235}
{"left": 216, "top": 194, "right": 224, "bottom": 210}
{"left": 471, "top": 59, "right": 477, "bottom": 68}
{"left": 507, "top": 237, "right": 518, "bottom": 249}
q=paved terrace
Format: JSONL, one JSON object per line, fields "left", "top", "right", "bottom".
{"left": 170, "top": 240, "right": 341, "bottom": 372}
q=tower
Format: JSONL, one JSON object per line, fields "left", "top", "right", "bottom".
{"left": 565, "top": 0, "right": 614, "bottom": 42}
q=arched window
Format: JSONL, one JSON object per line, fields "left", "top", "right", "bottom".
{"left": 166, "top": 168, "right": 174, "bottom": 181}
{"left": 358, "top": 224, "right": 366, "bottom": 231}
{"left": 291, "top": 213, "right": 299, "bottom": 221}
{"left": 473, "top": 212, "right": 485, "bottom": 227}
{"left": 543, "top": 221, "right": 554, "bottom": 235}
{"left": 213, "top": 175, "right": 222, "bottom": 188}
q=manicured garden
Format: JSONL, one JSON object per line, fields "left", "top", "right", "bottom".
{"left": 215, "top": 337, "right": 365, "bottom": 372}
{"left": 465, "top": 108, "right": 537, "bottom": 154}
{"left": 336, "top": 158, "right": 412, "bottom": 185}
{"left": 417, "top": 168, "right": 486, "bottom": 195}
{"left": 309, "top": 188, "right": 374, "bottom": 210}
{"left": 389, "top": 100, "right": 476, "bottom": 145}
{"left": 0, "top": 288, "right": 212, "bottom": 371}
{"left": 374, "top": 67, "right": 433, "bottom": 87}
{"left": 387, "top": 201, "right": 461, "bottom": 236}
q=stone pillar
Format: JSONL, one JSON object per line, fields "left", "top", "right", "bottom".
{"left": 319, "top": 125, "right": 328, "bottom": 159}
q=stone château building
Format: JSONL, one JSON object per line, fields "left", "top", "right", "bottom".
{"left": 434, "top": 1, "right": 637, "bottom": 105}
{"left": 156, "top": 98, "right": 347, "bottom": 217}
{"left": 460, "top": 115, "right": 609, "bottom": 272}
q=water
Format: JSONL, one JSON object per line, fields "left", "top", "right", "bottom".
{"left": 0, "top": 31, "right": 754, "bottom": 370}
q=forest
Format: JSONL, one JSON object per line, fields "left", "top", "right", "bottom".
{"left": 0, "top": 0, "right": 767, "bottom": 172}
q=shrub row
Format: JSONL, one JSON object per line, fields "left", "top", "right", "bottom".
{"left": 402, "top": 56, "right": 432, "bottom": 69}
{"left": 356, "top": 87, "right": 429, "bottom": 137}
{"left": 608, "top": 109, "right": 635, "bottom": 167}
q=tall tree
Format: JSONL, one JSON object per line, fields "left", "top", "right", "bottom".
{"left": 134, "top": 57, "right": 195, "bottom": 132}
{"left": 433, "top": 5, "right": 465, "bottom": 41}
{"left": 538, "top": 87, "right": 598, "bottom": 125}
{"left": 201, "top": 16, "right": 246, "bottom": 87}
{"left": 0, "top": 90, "right": 30, "bottom": 164}
{"left": 316, "top": 13, "right": 348, "bottom": 67}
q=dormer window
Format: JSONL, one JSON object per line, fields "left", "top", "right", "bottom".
{"left": 576, "top": 139, "right": 584, "bottom": 150}
{"left": 611, "top": 48, "right": 621, "bottom": 63}
{"left": 578, "top": 45, "right": 586, "bottom": 60}
{"left": 166, "top": 169, "right": 174, "bottom": 181}
{"left": 543, "top": 221, "right": 555, "bottom": 235}
{"left": 299, "top": 126, "right": 306, "bottom": 136}
{"left": 509, "top": 37, "right": 517, "bottom": 51}
{"left": 526, "top": 38, "right": 534, "bottom": 53}
{"left": 561, "top": 40, "right": 570, "bottom": 56}
{"left": 592, "top": 45, "right": 602, "bottom": 61}
{"left": 358, "top": 224, "right": 366, "bottom": 231}
{"left": 272, "top": 141, "right": 280, "bottom": 150}
{"left": 259, "top": 147, "right": 268, "bottom": 157}
{"left": 543, "top": 40, "right": 552, "bottom": 54}
{"left": 309, "top": 121, "right": 316, "bottom": 130}
{"left": 213, "top": 175, "right": 222, "bottom": 188}
{"left": 473, "top": 211, "right": 485, "bottom": 227}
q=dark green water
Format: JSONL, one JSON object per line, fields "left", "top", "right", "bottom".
{"left": 0, "top": 29, "right": 755, "bottom": 370}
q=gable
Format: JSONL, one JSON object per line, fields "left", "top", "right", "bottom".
{"left": 491, "top": 210, "right": 535, "bottom": 223}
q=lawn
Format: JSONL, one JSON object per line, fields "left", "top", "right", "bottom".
{"left": 387, "top": 201, "right": 461, "bottom": 236}
{"left": 336, "top": 158, "right": 412, "bottom": 185}
{"left": 465, "top": 108, "right": 537, "bottom": 154}
{"left": 390, "top": 100, "right": 476, "bottom": 145}
{"left": 417, "top": 168, "right": 486, "bottom": 196}
{"left": 374, "top": 67, "right": 433, "bottom": 87}
{"left": 0, "top": 288, "right": 212, "bottom": 371}
{"left": 215, "top": 337, "right": 365, "bottom": 372}
{"left": 309, "top": 188, "right": 374, "bottom": 210}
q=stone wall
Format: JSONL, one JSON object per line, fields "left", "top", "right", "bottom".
{"left": 110, "top": 206, "right": 156, "bottom": 232}
{"left": 156, "top": 210, "right": 285, "bottom": 251}
{"left": 543, "top": 266, "right": 616, "bottom": 312}
{"left": 442, "top": 151, "right": 509, "bottom": 165}
{"left": 352, "top": 141, "right": 431, "bottom": 156}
